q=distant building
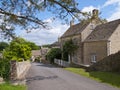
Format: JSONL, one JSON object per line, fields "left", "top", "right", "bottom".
{"left": 31, "top": 50, "right": 41, "bottom": 62}
{"left": 40, "top": 47, "right": 50, "bottom": 61}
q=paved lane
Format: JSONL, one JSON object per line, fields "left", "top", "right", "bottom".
{"left": 26, "top": 63, "right": 119, "bottom": 90}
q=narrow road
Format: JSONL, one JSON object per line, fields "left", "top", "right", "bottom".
{"left": 26, "top": 63, "right": 119, "bottom": 90}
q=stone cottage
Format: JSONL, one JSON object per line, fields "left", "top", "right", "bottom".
{"left": 60, "top": 9, "right": 120, "bottom": 66}
{"left": 83, "top": 19, "right": 120, "bottom": 65}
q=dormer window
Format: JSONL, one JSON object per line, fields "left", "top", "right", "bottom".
{"left": 90, "top": 24, "right": 95, "bottom": 30}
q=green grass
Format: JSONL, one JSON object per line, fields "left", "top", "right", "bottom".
{"left": 65, "top": 68, "right": 120, "bottom": 88}
{"left": 0, "top": 83, "right": 26, "bottom": 90}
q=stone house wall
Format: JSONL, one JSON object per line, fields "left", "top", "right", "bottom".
{"left": 81, "top": 23, "right": 95, "bottom": 42}
{"left": 83, "top": 41, "right": 108, "bottom": 65}
{"left": 60, "top": 34, "right": 83, "bottom": 64}
{"left": 109, "top": 25, "right": 120, "bottom": 54}
{"left": 71, "top": 35, "right": 82, "bottom": 64}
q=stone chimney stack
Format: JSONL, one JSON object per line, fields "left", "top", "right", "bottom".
{"left": 70, "top": 18, "right": 74, "bottom": 27}
{"left": 92, "top": 9, "right": 99, "bottom": 19}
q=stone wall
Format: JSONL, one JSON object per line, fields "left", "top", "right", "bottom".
{"left": 10, "top": 61, "right": 31, "bottom": 80}
{"left": 83, "top": 41, "right": 108, "bottom": 65}
{"left": 88, "top": 51, "right": 120, "bottom": 72}
{"left": 109, "top": 25, "right": 120, "bottom": 55}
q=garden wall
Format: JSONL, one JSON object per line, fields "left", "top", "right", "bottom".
{"left": 10, "top": 61, "right": 31, "bottom": 80}
{"left": 88, "top": 51, "right": 120, "bottom": 72}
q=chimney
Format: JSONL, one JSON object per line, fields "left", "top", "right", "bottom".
{"left": 92, "top": 9, "right": 99, "bottom": 19}
{"left": 70, "top": 18, "right": 74, "bottom": 27}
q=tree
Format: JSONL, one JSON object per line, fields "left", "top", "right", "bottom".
{"left": 3, "top": 37, "right": 31, "bottom": 61}
{"left": 0, "top": 42, "right": 9, "bottom": 52}
{"left": 42, "top": 44, "right": 51, "bottom": 48}
{"left": 46, "top": 48, "right": 61, "bottom": 64}
{"left": 25, "top": 41, "right": 40, "bottom": 50}
{"left": 62, "top": 39, "right": 78, "bottom": 61}
{"left": 10, "top": 37, "right": 39, "bottom": 50}
{"left": 0, "top": 0, "right": 83, "bottom": 38}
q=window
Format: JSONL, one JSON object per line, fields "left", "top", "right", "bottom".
{"left": 90, "top": 24, "right": 95, "bottom": 30}
{"left": 91, "top": 54, "right": 97, "bottom": 63}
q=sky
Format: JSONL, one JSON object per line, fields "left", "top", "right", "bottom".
{"left": 3, "top": 0, "right": 120, "bottom": 45}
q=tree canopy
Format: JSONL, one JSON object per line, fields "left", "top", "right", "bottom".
{"left": 10, "top": 37, "right": 40, "bottom": 50}
{"left": 0, "top": 42, "right": 9, "bottom": 52}
{"left": 26, "top": 41, "right": 40, "bottom": 50}
{"left": 3, "top": 37, "right": 38, "bottom": 61}
{"left": 0, "top": 0, "right": 83, "bottom": 39}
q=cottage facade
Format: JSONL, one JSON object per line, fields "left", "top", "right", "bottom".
{"left": 60, "top": 10, "right": 120, "bottom": 66}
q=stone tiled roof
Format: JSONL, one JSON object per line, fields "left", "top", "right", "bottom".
{"left": 51, "top": 41, "right": 60, "bottom": 47}
{"left": 61, "top": 22, "right": 89, "bottom": 38}
{"left": 85, "top": 19, "right": 120, "bottom": 42}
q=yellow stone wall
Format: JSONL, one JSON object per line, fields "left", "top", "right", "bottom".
{"left": 83, "top": 41, "right": 108, "bottom": 65}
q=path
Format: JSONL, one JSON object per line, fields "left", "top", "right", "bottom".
{"left": 26, "top": 63, "right": 119, "bottom": 90}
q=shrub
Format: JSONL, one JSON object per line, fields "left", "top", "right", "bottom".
{"left": 0, "top": 58, "right": 10, "bottom": 80}
{"left": 46, "top": 48, "right": 61, "bottom": 64}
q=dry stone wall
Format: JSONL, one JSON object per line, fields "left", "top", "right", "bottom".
{"left": 88, "top": 51, "right": 120, "bottom": 72}
{"left": 10, "top": 61, "right": 31, "bottom": 81}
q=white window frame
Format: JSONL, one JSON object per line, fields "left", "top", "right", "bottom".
{"left": 91, "top": 54, "right": 97, "bottom": 63}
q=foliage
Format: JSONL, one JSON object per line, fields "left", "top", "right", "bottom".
{"left": 46, "top": 48, "right": 61, "bottom": 64}
{"left": 0, "top": 83, "right": 26, "bottom": 90}
{"left": 62, "top": 39, "right": 78, "bottom": 61}
{"left": 0, "top": 42, "right": 9, "bottom": 52}
{"left": 65, "top": 68, "right": 120, "bottom": 88}
{"left": 25, "top": 41, "right": 40, "bottom": 50}
{"left": 0, "top": 58, "right": 10, "bottom": 80}
{"left": 3, "top": 37, "right": 32, "bottom": 61}
{"left": 11, "top": 37, "right": 39, "bottom": 50}
{"left": 35, "top": 56, "right": 41, "bottom": 62}
{"left": 0, "top": 0, "right": 82, "bottom": 38}
{"left": 42, "top": 44, "right": 51, "bottom": 48}
{"left": 79, "top": 9, "right": 107, "bottom": 24}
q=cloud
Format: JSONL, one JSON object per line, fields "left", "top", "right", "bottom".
{"left": 81, "top": 6, "right": 98, "bottom": 13}
{"left": 103, "top": 0, "right": 120, "bottom": 21}
{"left": 103, "top": 0, "right": 120, "bottom": 7}
{"left": 107, "top": 8, "right": 120, "bottom": 21}
{"left": 21, "top": 19, "right": 69, "bottom": 45}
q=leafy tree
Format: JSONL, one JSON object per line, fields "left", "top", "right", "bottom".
{"left": 46, "top": 48, "right": 61, "bottom": 64}
{"left": 0, "top": 0, "right": 83, "bottom": 38}
{"left": 42, "top": 44, "right": 51, "bottom": 48}
{"left": 10, "top": 37, "right": 39, "bottom": 50}
{"left": 62, "top": 39, "right": 78, "bottom": 61}
{"left": 26, "top": 41, "right": 40, "bottom": 50}
{"left": 3, "top": 37, "right": 31, "bottom": 61}
{"left": 0, "top": 42, "right": 9, "bottom": 52}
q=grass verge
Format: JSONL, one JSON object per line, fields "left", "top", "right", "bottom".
{"left": 0, "top": 83, "right": 26, "bottom": 90}
{"left": 65, "top": 67, "right": 120, "bottom": 88}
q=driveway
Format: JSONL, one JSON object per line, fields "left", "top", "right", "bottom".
{"left": 26, "top": 63, "right": 119, "bottom": 90}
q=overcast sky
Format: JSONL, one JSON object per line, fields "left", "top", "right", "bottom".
{"left": 3, "top": 0, "right": 120, "bottom": 45}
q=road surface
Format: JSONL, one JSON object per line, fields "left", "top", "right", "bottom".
{"left": 26, "top": 63, "right": 119, "bottom": 90}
